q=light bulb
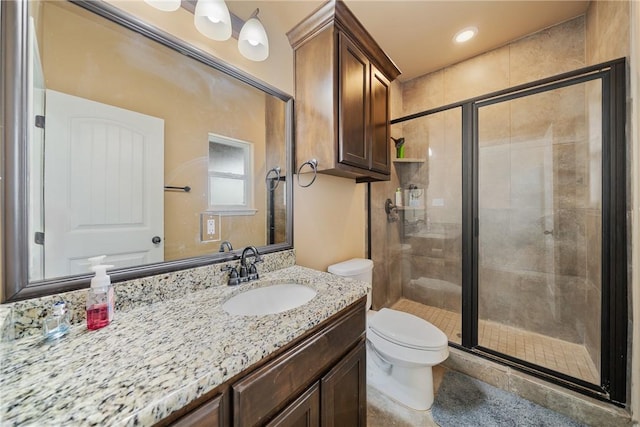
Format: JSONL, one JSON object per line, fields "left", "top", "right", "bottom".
{"left": 238, "top": 14, "right": 269, "bottom": 61}
{"left": 194, "top": 0, "right": 232, "bottom": 41}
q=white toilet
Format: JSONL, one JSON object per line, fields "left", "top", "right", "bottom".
{"left": 328, "top": 258, "right": 449, "bottom": 411}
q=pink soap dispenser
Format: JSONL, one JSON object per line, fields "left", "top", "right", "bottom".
{"left": 86, "top": 256, "right": 115, "bottom": 330}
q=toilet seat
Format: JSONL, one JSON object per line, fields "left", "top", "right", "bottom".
{"left": 369, "top": 308, "right": 448, "bottom": 350}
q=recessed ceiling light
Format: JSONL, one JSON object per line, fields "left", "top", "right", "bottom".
{"left": 454, "top": 26, "right": 478, "bottom": 43}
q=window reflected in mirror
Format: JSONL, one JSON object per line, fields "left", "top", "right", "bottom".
{"left": 208, "top": 135, "right": 255, "bottom": 213}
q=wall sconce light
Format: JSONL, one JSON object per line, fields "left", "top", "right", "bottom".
{"left": 144, "top": 0, "right": 181, "bottom": 12}
{"left": 145, "top": 0, "right": 269, "bottom": 62}
{"left": 194, "top": 0, "right": 232, "bottom": 41}
{"left": 238, "top": 9, "right": 269, "bottom": 62}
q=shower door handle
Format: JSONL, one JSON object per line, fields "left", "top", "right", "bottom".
{"left": 543, "top": 230, "right": 554, "bottom": 235}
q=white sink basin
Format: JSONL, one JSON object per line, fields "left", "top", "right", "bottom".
{"left": 222, "top": 283, "right": 317, "bottom": 316}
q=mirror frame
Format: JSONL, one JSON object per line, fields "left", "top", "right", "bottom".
{"left": 1, "top": 0, "right": 294, "bottom": 302}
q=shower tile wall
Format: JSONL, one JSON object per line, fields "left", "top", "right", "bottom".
{"left": 396, "top": 16, "right": 591, "bottom": 349}
{"left": 477, "top": 82, "right": 598, "bottom": 349}
{"left": 371, "top": 2, "right": 630, "bottom": 378}
{"left": 369, "top": 80, "right": 404, "bottom": 310}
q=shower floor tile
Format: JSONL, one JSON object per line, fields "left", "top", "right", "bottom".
{"left": 390, "top": 298, "right": 599, "bottom": 385}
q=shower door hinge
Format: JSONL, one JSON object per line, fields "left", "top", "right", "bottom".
{"left": 34, "top": 232, "right": 44, "bottom": 245}
{"left": 35, "top": 115, "right": 45, "bottom": 129}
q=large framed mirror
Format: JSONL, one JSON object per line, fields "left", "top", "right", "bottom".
{"left": 1, "top": 0, "right": 293, "bottom": 302}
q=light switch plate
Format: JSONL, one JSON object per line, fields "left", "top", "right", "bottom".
{"left": 201, "top": 213, "right": 221, "bottom": 242}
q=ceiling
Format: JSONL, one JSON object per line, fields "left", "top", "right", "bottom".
{"left": 228, "top": 0, "right": 590, "bottom": 82}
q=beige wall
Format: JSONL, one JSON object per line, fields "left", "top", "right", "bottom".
{"left": 41, "top": 2, "right": 268, "bottom": 261}
{"left": 293, "top": 174, "right": 366, "bottom": 272}
{"left": 629, "top": 0, "right": 640, "bottom": 422}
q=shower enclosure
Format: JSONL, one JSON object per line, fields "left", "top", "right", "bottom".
{"left": 380, "top": 59, "right": 627, "bottom": 404}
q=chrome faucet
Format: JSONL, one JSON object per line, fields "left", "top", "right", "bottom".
{"left": 219, "top": 240, "right": 233, "bottom": 253}
{"left": 240, "top": 246, "right": 262, "bottom": 282}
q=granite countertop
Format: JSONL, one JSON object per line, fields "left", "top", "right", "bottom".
{"left": 0, "top": 265, "right": 369, "bottom": 426}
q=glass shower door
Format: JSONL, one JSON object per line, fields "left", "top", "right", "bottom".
{"left": 476, "top": 78, "right": 602, "bottom": 385}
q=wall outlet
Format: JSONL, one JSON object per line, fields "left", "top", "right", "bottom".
{"left": 201, "top": 213, "right": 221, "bottom": 242}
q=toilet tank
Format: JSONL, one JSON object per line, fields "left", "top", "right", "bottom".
{"left": 328, "top": 259, "right": 373, "bottom": 310}
{"left": 328, "top": 258, "right": 373, "bottom": 283}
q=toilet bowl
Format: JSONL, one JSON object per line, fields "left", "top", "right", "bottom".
{"left": 328, "top": 258, "right": 449, "bottom": 411}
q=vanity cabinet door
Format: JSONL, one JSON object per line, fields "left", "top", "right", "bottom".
{"left": 171, "top": 393, "right": 226, "bottom": 427}
{"left": 266, "top": 383, "right": 320, "bottom": 427}
{"left": 369, "top": 65, "right": 391, "bottom": 174}
{"left": 232, "top": 306, "right": 364, "bottom": 426}
{"left": 338, "top": 32, "right": 370, "bottom": 171}
{"left": 320, "top": 340, "right": 366, "bottom": 427}
{"left": 288, "top": 2, "right": 399, "bottom": 182}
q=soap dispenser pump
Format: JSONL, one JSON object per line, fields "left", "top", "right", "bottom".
{"left": 86, "top": 256, "right": 115, "bottom": 330}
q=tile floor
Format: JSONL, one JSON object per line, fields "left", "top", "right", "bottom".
{"left": 391, "top": 298, "right": 600, "bottom": 384}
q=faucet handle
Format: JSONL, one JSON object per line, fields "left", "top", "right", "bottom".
{"left": 222, "top": 265, "right": 240, "bottom": 286}
{"left": 248, "top": 263, "right": 260, "bottom": 281}
{"left": 238, "top": 265, "right": 249, "bottom": 282}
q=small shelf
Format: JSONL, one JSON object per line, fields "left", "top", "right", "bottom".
{"left": 393, "top": 158, "right": 425, "bottom": 163}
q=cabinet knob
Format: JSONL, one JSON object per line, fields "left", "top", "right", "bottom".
{"left": 152, "top": 236, "right": 162, "bottom": 244}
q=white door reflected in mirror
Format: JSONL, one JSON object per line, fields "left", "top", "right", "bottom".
{"left": 43, "top": 90, "right": 164, "bottom": 279}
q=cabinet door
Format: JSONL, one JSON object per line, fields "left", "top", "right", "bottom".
{"left": 267, "top": 383, "right": 320, "bottom": 427}
{"left": 320, "top": 341, "right": 366, "bottom": 427}
{"left": 369, "top": 65, "right": 391, "bottom": 174}
{"left": 171, "top": 393, "right": 225, "bottom": 427}
{"left": 338, "top": 33, "right": 370, "bottom": 170}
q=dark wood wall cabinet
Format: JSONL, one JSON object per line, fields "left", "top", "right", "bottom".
{"left": 287, "top": 0, "right": 401, "bottom": 182}
{"left": 161, "top": 299, "right": 367, "bottom": 427}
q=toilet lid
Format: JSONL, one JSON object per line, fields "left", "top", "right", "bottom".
{"left": 369, "top": 308, "right": 448, "bottom": 350}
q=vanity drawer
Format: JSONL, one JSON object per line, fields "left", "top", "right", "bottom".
{"left": 232, "top": 303, "right": 365, "bottom": 427}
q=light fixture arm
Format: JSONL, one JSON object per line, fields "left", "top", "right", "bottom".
{"left": 175, "top": 1, "right": 270, "bottom": 61}
{"left": 248, "top": 8, "right": 260, "bottom": 20}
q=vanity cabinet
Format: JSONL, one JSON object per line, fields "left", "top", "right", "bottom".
{"left": 288, "top": 1, "right": 400, "bottom": 182}
{"left": 266, "top": 383, "right": 320, "bottom": 427}
{"left": 163, "top": 299, "right": 366, "bottom": 427}
{"left": 171, "top": 394, "right": 226, "bottom": 427}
